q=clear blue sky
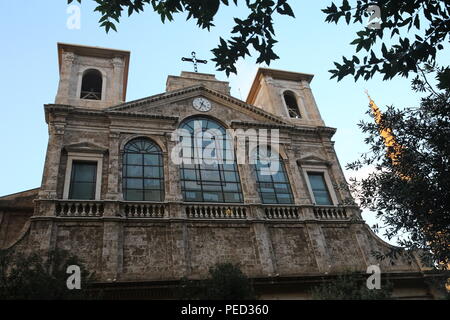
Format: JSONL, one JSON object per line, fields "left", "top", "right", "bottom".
{"left": 0, "top": 2, "right": 448, "bottom": 243}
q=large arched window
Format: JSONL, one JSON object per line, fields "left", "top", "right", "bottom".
{"left": 253, "top": 146, "right": 294, "bottom": 204}
{"left": 178, "top": 117, "right": 243, "bottom": 203}
{"left": 80, "top": 69, "right": 102, "bottom": 100}
{"left": 283, "top": 91, "right": 301, "bottom": 118}
{"left": 123, "top": 138, "right": 164, "bottom": 201}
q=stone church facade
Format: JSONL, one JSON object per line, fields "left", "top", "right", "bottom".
{"left": 0, "top": 43, "right": 443, "bottom": 299}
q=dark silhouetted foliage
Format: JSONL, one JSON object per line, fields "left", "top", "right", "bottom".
{"left": 178, "top": 262, "right": 256, "bottom": 300}
{"left": 311, "top": 272, "right": 392, "bottom": 300}
{"left": 0, "top": 249, "right": 97, "bottom": 299}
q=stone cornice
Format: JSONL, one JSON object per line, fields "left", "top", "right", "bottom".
{"left": 44, "top": 104, "right": 179, "bottom": 122}
{"left": 105, "top": 85, "right": 288, "bottom": 125}
{"left": 106, "top": 111, "right": 179, "bottom": 122}
{"left": 44, "top": 96, "right": 336, "bottom": 137}
{"left": 231, "top": 120, "right": 337, "bottom": 138}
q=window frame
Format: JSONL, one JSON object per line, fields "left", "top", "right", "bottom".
{"left": 122, "top": 138, "right": 165, "bottom": 202}
{"left": 302, "top": 166, "right": 338, "bottom": 206}
{"left": 68, "top": 160, "right": 98, "bottom": 200}
{"left": 178, "top": 117, "right": 244, "bottom": 203}
{"left": 252, "top": 146, "right": 294, "bottom": 205}
{"left": 63, "top": 152, "right": 103, "bottom": 200}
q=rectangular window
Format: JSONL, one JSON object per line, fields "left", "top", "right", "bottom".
{"left": 69, "top": 161, "right": 97, "bottom": 200}
{"left": 254, "top": 159, "right": 294, "bottom": 205}
{"left": 307, "top": 172, "right": 332, "bottom": 205}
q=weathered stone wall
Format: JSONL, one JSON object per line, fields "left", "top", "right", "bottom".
{"left": 122, "top": 224, "right": 173, "bottom": 280}
{"left": 269, "top": 225, "right": 318, "bottom": 275}
{"left": 7, "top": 218, "right": 423, "bottom": 282}
{"left": 0, "top": 211, "right": 32, "bottom": 248}
{"left": 0, "top": 188, "right": 37, "bottom": 249}
{"left": 55, "top": 224, "right": 103, "bottom": 272}
{"left": 321, "top": 226, "right": 366, "bottom": 272}
{"left": 187, "top": 223, "right": 261, "bottom": 277}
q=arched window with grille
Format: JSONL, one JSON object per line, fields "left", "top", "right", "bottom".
{"left": 80, "top": 69, "right": 102, "bottom": 100}
{"left": 253, "top": 146, "right": 294, "bottom": 204}
{"left": 283, "top": 91, "right": 301, "bottom": 118}
{"left": 178, "top": 117, "right": 243, "bottom": 203}
{"left": 122, "top": 138, "right": 164, "bottom": 201}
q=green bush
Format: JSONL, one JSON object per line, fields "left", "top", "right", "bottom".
{"left": 311, "top": 272, "right": 392, "bottom": 300}
{"left": 178, "top": 263, "right": 256, "bottom": 300}
{"left": 0, "top": 249, "right": 96, "bottom": 300}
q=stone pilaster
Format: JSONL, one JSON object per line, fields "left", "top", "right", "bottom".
{"left": 235, "top": 137, "right": 259, "bottom": 205}
{"left": 284, "top": 146, "right": 312, "bottom": 205}
{"left": 252, "top": 215, "right": 277, "bottom": 276}
{"left": 165, "top": 133, "right": 180, "bottom": 201}
{"left": 169, "top": 222, "right": 190, "bottom": 278}
{"left": 111, "top": 56, "right": 123, "bottom": 103}
{"left": 323, "top": 141, "right": 352, "bottom": 204}
{"left": 238, "top": 163, "right": 259, "bottom": 205}
{"left": 39, "top": 122, "right": 65, "bottom": 201}
{"left": 55, "top": 51, "right": 75, "bottom": 104}
{"left": 106, "top": 131, "right": 120, "bottom": 200}
{"left": 305, "top": 223, "right": 331, "bottom": 273}
{"left": 101, "top": 218, "right": 123, "bottom": 281}
{"left": 300, "top": 80, "right": 325, "bottom": 126}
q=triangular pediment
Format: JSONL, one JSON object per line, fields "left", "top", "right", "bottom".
{"left": 297, "top": 154, "right": 331, "bottom": 167}
{"left": 64, "top": 142, "right": 107, "bottom": 154}
{"left": 106, "top": 85, "right": 288, "bottom": 125}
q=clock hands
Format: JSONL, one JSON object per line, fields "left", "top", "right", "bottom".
{"left": 198, "top": 99, "right": 207, "bottom": 110}
{"left": 193, "top": 98, "right": 210, "bottom": 111}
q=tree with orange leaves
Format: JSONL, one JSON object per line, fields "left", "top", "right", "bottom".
{"left": 348, "top": 66, "right": 450, "bottom": 269}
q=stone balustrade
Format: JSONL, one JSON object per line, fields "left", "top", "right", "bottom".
{"left": 264, "top": 205, "right": 301, "bottom": 219}
{"left": 184, "top": 204, "right": 247, "bottom": 219}
{"left": 313, "top": 206, "right": 348, "bottom": 220}
{"left": 55, "top": 200, "right": 104, "bottom": 217}
{"left": 121, "top": 202, "right": 166, "bottom": 218}
{"left": 51, "top": 200, "right": 354, "bottom": 221}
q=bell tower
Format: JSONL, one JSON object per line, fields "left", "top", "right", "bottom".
{"left": 246, "top": 68, "right": 325, "bottom": 126}
{"left": 55, "top": 43, "right": 130, "bottom": 109}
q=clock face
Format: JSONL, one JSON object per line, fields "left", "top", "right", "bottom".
{"left": 192, "top": 97, "right": 212, "bottom": 112}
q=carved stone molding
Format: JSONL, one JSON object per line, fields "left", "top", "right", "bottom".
{"left": 52, "top": 124, "right": 65, "bottom": 136}
{"left": 297, "top": 155, "right": 332, "bottom": 167}
{"left": 64, "top": 142, "right": 108, "bottom": 154}
{"left": 109, "top": 131, "right": 120, "bottom": 140}
{"left": 62, "top": 51, "right": 75, "bottom": 63}
{"left": 112, "top": 56, "right": 123, "bottom": 68}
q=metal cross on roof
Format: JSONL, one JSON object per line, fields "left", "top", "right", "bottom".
{"left": 181, "top": 51, "right": 207, "bottom": 72}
